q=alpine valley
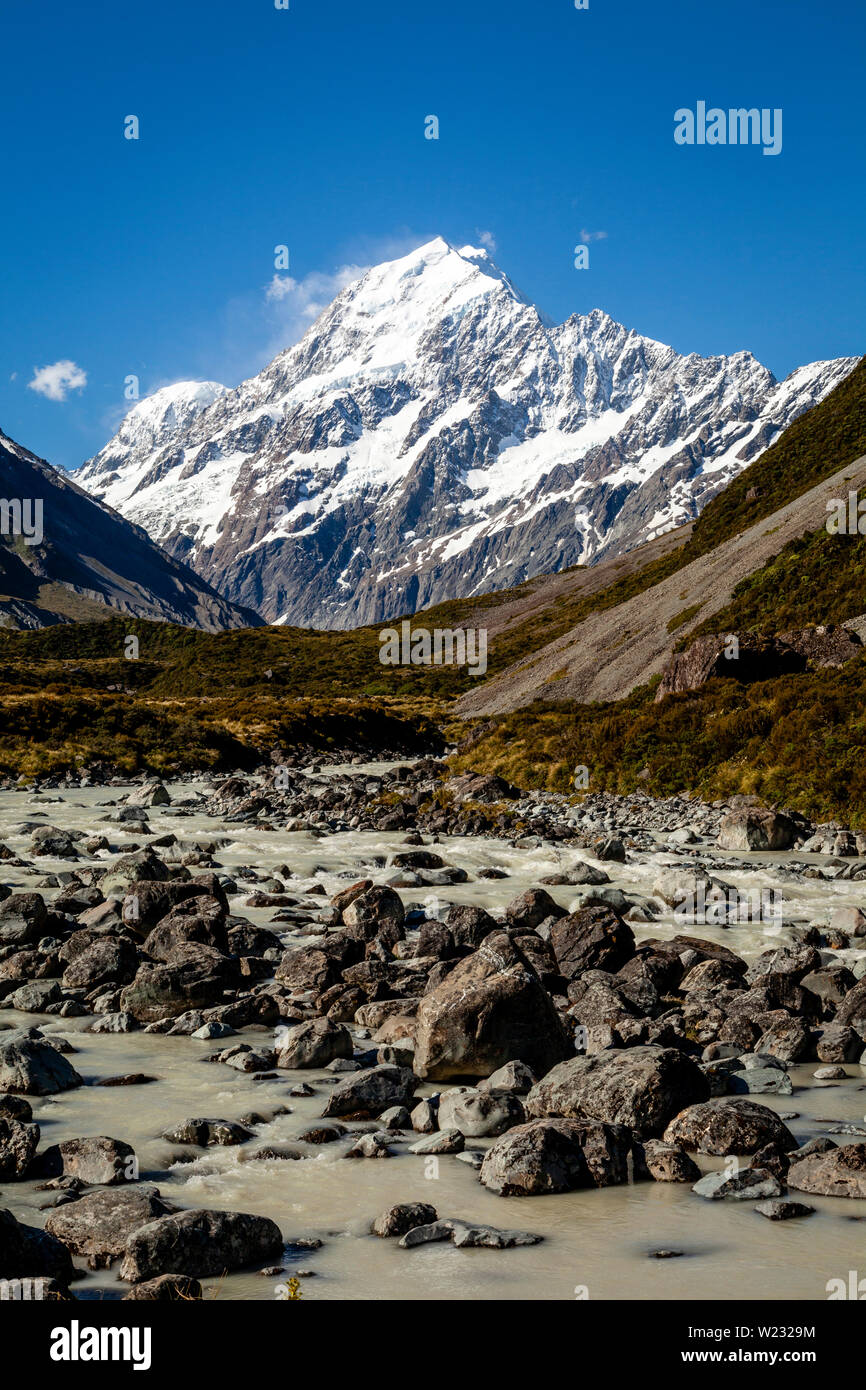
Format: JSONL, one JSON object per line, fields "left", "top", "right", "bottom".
{"left": 74, "top": 238, "right": 858, "bottom": 627}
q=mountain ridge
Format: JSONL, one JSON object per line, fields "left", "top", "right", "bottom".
{"left": 0, "top": 426, "right": 261, "bottom": 631}
{"left": 75, "top": 238, "right": 858, "bottom": 628}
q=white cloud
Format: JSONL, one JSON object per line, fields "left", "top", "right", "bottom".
{"left": 265, "top": 275, "right": 297, "bottom": 302}
{"left": 258, "top": 264, "right": 367, "bottom": 360}
{"left": 580, "top": 228, "right": 609, "bottom": 244}
{"left": 208, "top": 231, "right": 437, "bottom": 383}
{"left": 476, "top": 229, "right": 498, "bottom": 253}
{"left": 28, "top": 359, "right": 87, "bottom": 402}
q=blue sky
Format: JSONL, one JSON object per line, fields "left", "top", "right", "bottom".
{"left": 0, "top": 0, "right": 863, "bottom": 470}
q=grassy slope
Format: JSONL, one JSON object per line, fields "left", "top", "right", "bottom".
{"left": 2, "top": 357, "right": 865, "bottom": 806}
{"left": 448, "top": 655, "right": 866, "bottom": 826}
{"left": 0, "top": 621, "right": 446, "bottom": 775}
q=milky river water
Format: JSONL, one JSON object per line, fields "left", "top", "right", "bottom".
{"left": 1, "top": 774, "right": 864, "bottom": 1301}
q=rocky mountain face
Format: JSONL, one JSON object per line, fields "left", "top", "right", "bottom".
{"left": 75, "top": 239, "right": 858, "bottom": 628}
{"left": 0, "top": 427, "right": 260, "bottom": 630}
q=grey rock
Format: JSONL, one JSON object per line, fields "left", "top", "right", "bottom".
{"left": 480, "top": 1117, "right": 632, "bottom": 1195}
{"left": 477, "top": 1060, "right": 537, "bottom": 1095}
{"left": 692, "top": 1167, "right": 784, "bottom": 1201}
{"left": 413, "top": 931, "right": 571, "bottom": 1082}
{"left": 727, "top": 1067, "right": 794, "bottom": 1096}
{"left": 44, "top": 1186, "right": 175, "bottom": 1268}
{"left": 664, "top": 1098, "right": 798, "bottom": 1156}
{"left": 0, "top": 1032, "right": 83, "bottom": 1096}
{"left": 787, "top": 1143, "right": 866, "bottom": 1199}
{"left": 162, "top": 1118, "right": 252, "bottom": 1148}
{"left": 407, "top": 1128, "right": 465, "bottom": 1155}
{"left": 754, "top": 1198, "right": 815, "bottom": 1220}
{"left": 36, "top": 1136, "right": 137, "bottom": 1186}
{"left": 276, "top": 1017, "right": 352, "bottom": 1070}
{"left": 119, "top": 1208, "right": 283, "bottom": 1281}
{"left": 398, "top": 1219, "right": 542, "bottom": 1250}
{"left": 0, "top": 1116, "right": 40, "bottom": 1179}
{"left": 345, "top": 1131, "right": 393, "bottom": 1158}
{"left": 372, "top": 1202, "right": 438, "bottom": 1237}
{"left": 640, "top": 1138, "right": 701, "bottom": 1183}
{"left": 527, "top": 1045, "right": 708, "bottom": 1138}
{"left": 322, "top": 1064, "right": 416, "bottom": 1119}
{"left": 436, "top": 1086, "right": 525, "bottom": 1137}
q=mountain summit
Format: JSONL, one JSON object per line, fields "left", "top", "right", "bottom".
{"left": 75, "top": 239, "right": 858, "bottom": 627}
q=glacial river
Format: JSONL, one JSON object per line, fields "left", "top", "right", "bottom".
{"left": 1, "top": 775, "right": 864, "bottom": 1302}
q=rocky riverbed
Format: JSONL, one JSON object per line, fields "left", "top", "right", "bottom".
{"left": 1, "top": 758, "right": 865, "bottom": 1301}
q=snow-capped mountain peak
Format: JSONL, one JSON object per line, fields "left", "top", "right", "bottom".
{"left": 74, "top": 240, "right": 859, "bottom": 627}
{"left": 82, "top": 380, "right": 229, "bottom": 505}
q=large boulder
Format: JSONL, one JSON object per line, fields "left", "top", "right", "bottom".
{"left": 479, "top": 1118, "right": 632, "bottom": 1195}
{"left": 0, "top": 1032, "right": 83, "bottom": 1096}
{"left": 142, "top": 912, "right": 228, "bottom": 962}
{"left": 755, "top": 1017, "right": 812, "bottom": 1063}
{"left": 342, "top": 886, "right": 405, "bottom": 944}
{"left": 717, "top": 809, "right": 797, "bottom": 852}
{"left": 120, "top": 880, "right": 219, "bottom": 935}
{"left": 448, "top": 772, "right": 519, "bottom": 803}
{"left": 655, "top": 634, "right": 808, "bottom": 702}
{"left": 9, "top": 980, "right": 62, "bottom": 1013}
{"left": 0, "top": 1116, "right": 40, "bottom": 1178}
{"left": 445, "top": 904, "right": 499, "bottom": 950}
{"left": 276, "top": 1018, "right": 352, "bottom": 1070}
{"left": 45, "top": 1186, "right": 175, "bottom": 1268}
{"left": 61, "top": 937, "right": 139, "bottom": 990}
{"left": 99, "top": 849, "right": 171, "bottom": 899}
{"left": 834, "top": 978, "right": 866, "bottom": 1032}
{"left": 747, "top": 944, "right": 822, "bottom": 984}
{"left": 0, "top": 894, "right": 47, "bottom": 947}
{"left": 504, "top": 889, "right": 566, "bottom": 931}
{"left": 119, "top": 1208, "right": 283, "bottom": 1282}
{"left": 127, "top": 781, "right": 171, "bottom": 808}
{"left": 372, "top": 1203, "right": 438, "bottom": 1238}
{"left": 120, "top": 945, "right": 238, "bottom": 1022}
{"left": 413, "top": 932, "right": 572, "bottom": 1081}
{"left": 322, "top": 1064, "right": 416, "bottom": 1119}
{"left": 550, "top": 905, "right": 635, "bottom": 978}
{"left": 35, "top": 1136, "right": 137, "bottom": 1185}
{"left": 787, "top": 1143, "right": 866, "bottom": 1199}
{"left": 663, "top": 1098, "right": 797, "bottom": 1156}
{"left": 275, "top": 936, "right": 360, "bottom": 993}
{"left": 0, "top": 1208, "right": 74, "bottom": 1281}
{"left": 30, "top": 826, "right": 80, "bottom": 859}
{"left": 527, "top": 1045, "right": 708, "bottom": 1138}
{"left": 436, "top": 1086, "right": 525, "bottom": 1138}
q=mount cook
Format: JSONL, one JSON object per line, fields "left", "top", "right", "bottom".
{"left": 75, "top": 239, "right": 858, "bottom": 628}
